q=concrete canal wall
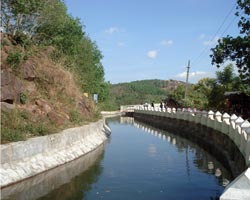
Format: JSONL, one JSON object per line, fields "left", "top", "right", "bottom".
{"left": 1, "top": 144, "right": 105, "bottom": 200}
{"left": 133, "top": 108, "right": 250, "bottom": 167}
{"left": 0, "top": 120, "right": 109, "bottom": 188}
{"left": 131, "top": 107, "right": 250, "bottom": 200}
{"left": 133, "top": 111, "right": 247, "bottom": 177}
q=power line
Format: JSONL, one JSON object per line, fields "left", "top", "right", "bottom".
{"left": 192, "top": 3, "right": 237, "bottom": 67}
{"left": 220, "top": 12, "right": 240, "bottom": 37}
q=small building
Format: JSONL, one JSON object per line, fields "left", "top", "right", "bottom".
{"left": 224, "top": 91, "right": 250, "bottom": 120}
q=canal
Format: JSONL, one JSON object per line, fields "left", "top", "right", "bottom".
{"left": 2, "top": 116, "right": 233, "bottom": 200}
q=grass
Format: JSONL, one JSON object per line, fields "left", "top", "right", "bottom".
{"left": 7, "top": 50, "right": 23, "bottom": 69}
{"left": 1, "top": 109, "right": 53, "bottom": 143}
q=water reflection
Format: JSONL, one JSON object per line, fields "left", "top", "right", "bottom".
{"left": 120, "top": 116, "right": 232, "bottom": 187}
{"left": 2, "top": 116, "right": 233, "bottom": 200}
{"left": 1, "top": 144, "right": 106, "bottom": 200}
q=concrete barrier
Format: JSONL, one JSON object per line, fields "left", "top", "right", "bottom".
{"left": 133, "top": 107, "right": 250, "bottom": 166}
{"left": 0, "top": 120, "right": 108, "bottom": 188}
{"left": 220, "top": 168, "right": 250, "bottom": 200}
{"left": 131, "top": 106, "right": 250, "bottom": 200}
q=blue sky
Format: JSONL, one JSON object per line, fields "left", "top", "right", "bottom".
{"left": 65, "top": 0, "right": 239, "bottom": 84}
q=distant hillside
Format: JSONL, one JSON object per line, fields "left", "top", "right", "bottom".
{"left": 108, "top": 79, "right": 186, "bottom": 108}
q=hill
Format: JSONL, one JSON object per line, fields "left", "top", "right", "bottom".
{"left": 1, "top": 0, "right": 109, "bottom": 143}
{"left": 1, "top": 33, "right": 99, "bottom": 143}
{"left": 108, "top": 79, "right": 186, "bottom": 109}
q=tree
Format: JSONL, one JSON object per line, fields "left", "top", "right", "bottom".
{"left": 210, "top": 0, "right": 250, "bottom": 83}
{"left": 1, "top": 0, "right": 45, "bottom": 36}
{"left": 1, "top": 0, "right": 109, "bottom": 104}
{"left": 215, "top": 64, "right": 236, "bottom": 89}
{"left": 207, "top": 64, "right": 244, "bottom": 109}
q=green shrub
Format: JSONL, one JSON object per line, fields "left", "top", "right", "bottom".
{"left": 13, "top": 31, "right": 32, "bottom": 48}
{"left": 69, "top": 110, "right": 82, "bottom": 124}
{"left": 35, "top": 125, "right": 48, "bottom": 136}
{"left": 1, "top": 127, "right": 25, "bottom": 142}
{"left": 20, "top": 93, "right": 27, "bottom": 104}
{"left": 1, "top": 38, "right": 11, "bottom": 46}
{"left": 50, "top": 49, "right": 63, "bottom": 63}
{"left": 20, "top": 111, "right": 29, "bottom": 119}
{"left": 7, "top": 50, "right": 23, "bottom": 69}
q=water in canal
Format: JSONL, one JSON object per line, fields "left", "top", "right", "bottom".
{"left": 2, "top": 116, "right": 232, "bottom": 200}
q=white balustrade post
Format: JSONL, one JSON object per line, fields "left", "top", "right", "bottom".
{"left": 222, "top": 113, "right": 230, "bottom": 135}
{"left": 245, "top": 127, "right": 250, "bottom": 166}
{"left": 222, "top": 113, "right": 230, "bottom": 124}
{"left": 214, "top": 111, "right": 222, "bottom": 131}
{"left": 208, "top": 110, "right": 214, "bottom": 120}
{"left": 163, "top": 107, "right": 167, "bottom": 117}
{"left": 166, "top": 107, "right": 171, "bottom": 118}
{"left": 172, "top": 108, "right": 176, "bottom": 119}
{"left": 215, "top": 111, "right": 222, "bottom": 122}
{"left": 207, "top": 110, "right": 214, "bottom": 128}
{"left": 240, "top": 120, "right": 250, "bottom": 157}
{"left": 156, "top": 106, "right": 160, "bottom": 112}
{"left": 234, "top": 117, "right": 244, "bottom": 146}
{"left": 229, "top": 114, "right": 238, "bottom": 141}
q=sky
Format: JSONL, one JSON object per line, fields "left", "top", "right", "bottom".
{"left": 64, "top": 0, "right": 239, "bottom": 84}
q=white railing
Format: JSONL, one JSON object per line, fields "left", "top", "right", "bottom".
{"left": 120, "top": 105, "right": 138, "bottom": 112}
{"left": 121, "top": 105, "right": 250, "bottom": 166}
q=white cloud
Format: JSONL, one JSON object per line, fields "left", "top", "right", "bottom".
{"left": 177, "top": 71, "right": 206, "bottom": 78}
{"left": 161, "top": 39, "right": 173, "bottom": 46}
{"left": 203, "top": 36, "right": 219, "bottom": 46}
{"left": 105, "top": 27, "right": 119, "bottom": 34}
{"left": 199, "top": 34, "right": 206, "bottom": 39}
{"left": 147, "top": 50, "right": 157, "bottom": 59}
{"left": 177, "top": 71, "right": 188, "bottom": 78}
{"left": 176, "top": 71, "right": 213, "bottom": 83}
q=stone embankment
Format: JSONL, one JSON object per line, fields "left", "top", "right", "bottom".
{"left": 0, "top": 119, "right": 109, "bottom": 188}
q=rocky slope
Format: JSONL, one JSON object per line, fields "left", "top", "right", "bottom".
{"left": 1, "top": 33, "right": 98, "bottom": 143}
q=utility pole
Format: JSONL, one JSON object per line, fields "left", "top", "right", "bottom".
{"left": 184, "top": 60, "right": 190, "bottom": 100}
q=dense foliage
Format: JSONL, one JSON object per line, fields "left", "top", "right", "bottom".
{"left": 107, "top": 79, "right": 184, "bottom": 110}
{"left": 106, "top": 64, "right": 247, "bottom": 112}
{"left": 1, "top": 0, "right": 108, "bottom": 102}
{"left": 171, "top": 64, "right": 246, "bottom": 110}
{"left": 210, "top": 0, "right": 250, "bottom": 84}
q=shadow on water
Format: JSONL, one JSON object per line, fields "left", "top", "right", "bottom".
{"left": 124, "top": 117, "right": 233, "bottom": 185}
{"left": 132, "top": 113, "right": 247, "bottom": 178}
{"left": 1, "top": 144, "right": 106, "bottom": 200}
